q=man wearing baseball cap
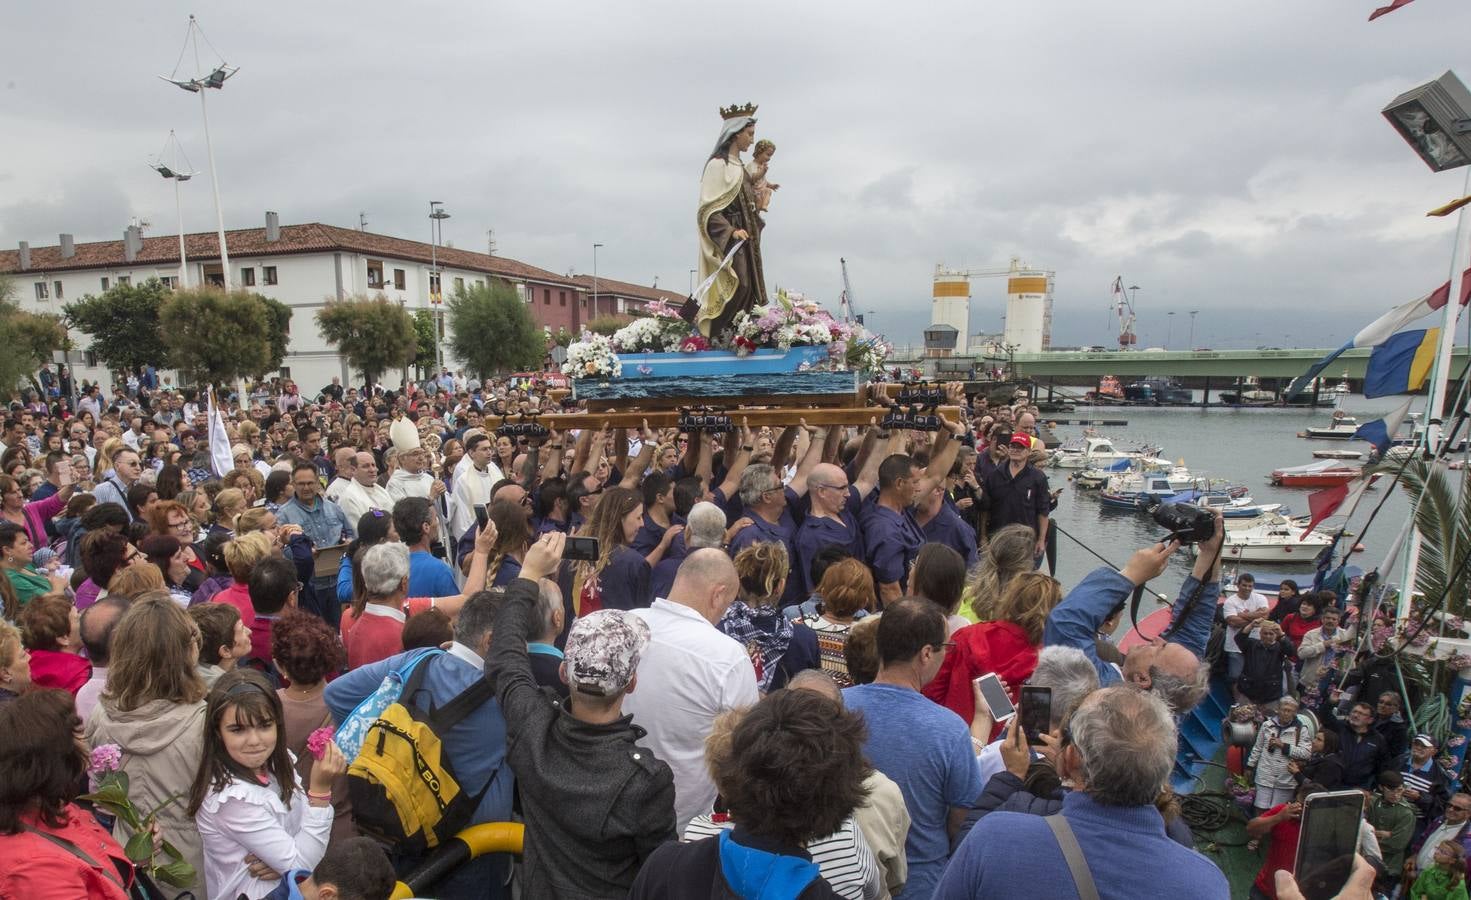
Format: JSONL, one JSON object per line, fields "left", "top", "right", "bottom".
{"left": 980, "top": 430, "right": 1051, "bottom": 561}
{"left": 487, "top": 531, "right": 676, "bottom": 897}
{"left": 1404, "top": 733, "right": 1454, "bottom": 839}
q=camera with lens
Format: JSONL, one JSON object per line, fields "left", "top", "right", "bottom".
{"left": 1150, "top": 502, "right": 1215, "bottom": 544}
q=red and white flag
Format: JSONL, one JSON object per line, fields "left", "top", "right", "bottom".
{"left": 1302, "top": 475, "right": 1379, "bottom": 538}
{"left": 1368, "top": 0, "right": 1415, "bottom": 20}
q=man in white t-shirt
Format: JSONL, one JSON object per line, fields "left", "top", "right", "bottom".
{"left": 1223, "top": 573, "right": 1269, "bottom": 700}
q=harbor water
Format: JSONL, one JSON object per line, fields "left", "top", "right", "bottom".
{"left": 1042, "top": 395, "right": 1413, "bottom": 607}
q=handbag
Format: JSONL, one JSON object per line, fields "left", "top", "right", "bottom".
{"left": 1044, "top": 814, "right": 1099, "bottom": 900}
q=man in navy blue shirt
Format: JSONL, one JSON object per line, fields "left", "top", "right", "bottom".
{"left": 981, "top": 433, "right": 1050, "bottom": 560}
{"left": 792, "top": 462, "right": 869, "bottom": 598}
{"left": 915, "top": 476, "right": 978, "bottom": 569}
{"left": 728, "top": 464, "right": 802, "bottom": 606}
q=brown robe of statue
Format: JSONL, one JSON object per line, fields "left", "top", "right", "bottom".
{"left": 703, "top": 171, "right": 768, "bottom": 339}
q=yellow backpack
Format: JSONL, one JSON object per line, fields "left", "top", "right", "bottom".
{"left": 346, "top": 656, "right": 498, "bottom": 853}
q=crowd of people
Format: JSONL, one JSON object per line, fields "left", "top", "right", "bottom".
{"left": 0, "top": 365, "right": 1440, "bottom": 899}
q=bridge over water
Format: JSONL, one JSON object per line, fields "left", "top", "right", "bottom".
{"left": 1010, "top": 346, "right": 1471, "bottom": 379}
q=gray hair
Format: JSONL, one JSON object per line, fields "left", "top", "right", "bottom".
{"left": 787, "top": 669, "right": 842, "bottom": 702}
{"left": 537, "top": 579, "right": 563, "bottom": 639}
{"left": 1029, "top": 646, "right": 1100, "bottom": 730}
{"left": 360, "top": 541, "right": 410, "bottom": 597}
{"left": 453, "top": 589, "right": 506, "bottom": 647}
{"left": 1149, "top": 665, "right": 1211, "bottom": 715}
{"left": 685, "top": 502, "right": 727, "bottom": 550}
{"left": 1069, "top": 686, "right": 1177, "bottom": 807}
{"left": 738, "top": 464, "right": 778, "bottom": 506}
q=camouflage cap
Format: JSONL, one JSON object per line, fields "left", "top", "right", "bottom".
{"left": 564, "top": 609, "right": 651, "bottom": 697}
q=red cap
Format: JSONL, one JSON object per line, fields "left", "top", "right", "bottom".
{"left": 1009, "top": 433, "right": 1032, "bottom": 448}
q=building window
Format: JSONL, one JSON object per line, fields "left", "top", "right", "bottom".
{"left": 429, "top": 272, "right": 441, "bottom": 302}
{"left": 394, "top": 268, "right": 406, "bottom": 290}
{"left": 543, "top": 288, "right": 551, "bottom": 305}
{"left": 559, "top": 291, "right": 567, "bottom": 307}
{"left": 160, "top": 276, "right": 177, "bottom": 290}
{"left": 84, "top": 351, "right": 98, "bottom": 367}
{"left": 453, "top": 277, "right": 464, "bottom": 294}
{"left": 53, "top": 280, "right": 63, "bottom": 299}
{"left": 367, "top": 260, "right": 384, "bottom": 288}
{"left": 118, "top": 275, "right": 132, "bottom": 287}
{"left": 240, "top": 267, "right": 256, "bottom": 287}
{"left": 100, "top": 276, "right": 110, "bottom": 291}
{"left": 34, "top": 282, "right": 48, "bottom": 300}
{"left": 263, "top": 266, "right": 278, "bottom": 285}
{"left": 475, "top": 279, "right": 484, "bottom": 289}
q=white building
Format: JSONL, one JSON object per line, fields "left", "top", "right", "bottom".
{"left": 0, "top": 213, "right": 594, "bottom": 393}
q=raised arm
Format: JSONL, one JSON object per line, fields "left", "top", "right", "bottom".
{"left": 786, "top": 421, "right": 826, "bottom": 497}
{"left": 619, "top": 421, "right": 657, "bottom": 490}
{"left": 539, "top": 429, "right": 565, "bottom": 483}
{"left": 1043, "top": 541, "right": 1177, "bottom": 684}
{"left": 1168, "top": 511, "right": 1225, "bottom": 659}
{"left": 716, "top": 422, "right": 753, "bottom": 501}
{"left": 770, "top": 425, "right": 801, "bottom": 476}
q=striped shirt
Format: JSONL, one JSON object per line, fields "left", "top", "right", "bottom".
{"left": 684, "top": 813, "right": 882, "bottom": 900}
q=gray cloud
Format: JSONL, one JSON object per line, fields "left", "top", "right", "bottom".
{"left": 1, "top": 0, "right": 1468, "bottom": 351}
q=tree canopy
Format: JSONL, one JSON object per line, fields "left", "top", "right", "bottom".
{"left": 446, "top": 280, "right": 544, "bottom": 378}
{"left": 315, "top": 294, "right": 417, "bottom": 389}
{"left": 0, "top": 274, "right": 68, "bottom": 398}
{"left": 412, "top": 308, "right": 438, "bottom": 379}
{"left": 63, "top": 279, "right": 173, "bottom": 373}
{"left": 159, "top": 288, "right": 283, "bottom": 387}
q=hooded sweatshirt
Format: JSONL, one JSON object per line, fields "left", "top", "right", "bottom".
{"left": 630, "top": 827, "right": 842, "bottom": 900}
{"left": 85, "top": 697, "right": 207, "bottom": 898}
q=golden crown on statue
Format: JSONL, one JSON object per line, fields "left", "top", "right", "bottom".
{"left": 720, "top": 102, "right": 758, "bottom": 120}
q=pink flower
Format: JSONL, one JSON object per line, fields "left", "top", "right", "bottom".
{"left": 306, "top": 727, "right": 336, "bottom": 760}
{"left": 89, "top": 743, "right": 123, "bottom": 775}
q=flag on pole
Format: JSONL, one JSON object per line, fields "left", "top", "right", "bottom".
{"left": 1284, "top": 270, "right": 1471, "bottom": 399}
{"left": 1428, "top": 195, "right": 1471, "bottom": 217}
{"left": 1364, "top": 327, "right": 1440, "bottom": 397}
{"left": 1302, "top": 474, "right": 1378, "bottom": 539}
{"left": 1368, "top": 0, "right": 1415, "bottom": 20}
{"left": 207, "top": 387, "right": 233, "bottom": 478}
{"left": 1351, "top": 398, "right": 1414, "bottom": 453}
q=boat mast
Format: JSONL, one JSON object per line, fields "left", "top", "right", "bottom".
{"left": 1396, "top": 165, "right": 1471, "bottom": 621}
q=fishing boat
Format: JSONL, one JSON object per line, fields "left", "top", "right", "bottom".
{"left": 1269, "top": 460, "right": 1362, "bottom": 487}
{"left": 1086, "top": 375, "right": 1126, "bottom": 404}
{"left": 1299, "top": 409, "right": 1360, "bottom": 440}
{"left": 1195, "top": 513, "right": 1335, "bottom": 562}
{"left": 1049, "top": 435, "right": 1162, "bottom": 470}
{"left": 1219, "top": 377, "right": 1277, "bottom": 405}
{"left": 1122, "top": 377, "right": 1192, "bottom": 405}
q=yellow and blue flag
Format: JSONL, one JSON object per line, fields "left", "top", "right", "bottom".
{"left": 1363, "top": 328, "right": 1440, "bottom": 398}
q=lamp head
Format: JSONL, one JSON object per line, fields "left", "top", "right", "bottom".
{"left": 1383, "top": 70, "right": 1471, "bottom": 172}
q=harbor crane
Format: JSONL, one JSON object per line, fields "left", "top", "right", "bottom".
{"left": 1112, "top": 276, "right": 1139, "bottom": 348}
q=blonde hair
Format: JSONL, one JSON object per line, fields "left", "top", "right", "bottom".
{"left": 222, "top": 532, "right": 274, "bottom": 581}
{"left": 990, "top": 571, "right": 1063, "bottom": 645}
{"left": 102, "top": 593, "right": 205, "bottom": 711}
{"left": 213, "top": 488, "right": 247, "bottom": 528}
{"left": 235, "top": 506, "right": 275, "bottom": 536}
{"left": 94, "top": 436, "right": 127, "bottom": 478}
{"left": 733, "top": 542, "right": 790, "bottom": 609}
{"left": 966, "top": 523, "right": 1037, "bottom": 620}
{"left": 0, "top": 620, "right": 21, "bottom": 670}
{"left": 106, "top": 563, "right": 166, "bottom": 601}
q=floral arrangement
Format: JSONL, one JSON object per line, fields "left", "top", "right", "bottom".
{"left": 81, "top": 743, "right": 197, "bottom": 887}
{"left": 1226, "top": 772, "right": 1256, "bottom": 811}
{"left": 561, "top": 332, "right": 622, "bottom": 380}
{"left": 610, "top": 315, "right": 694, "bottom": 355}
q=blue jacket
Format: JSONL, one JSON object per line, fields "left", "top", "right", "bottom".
{"left": 277, "top": 496, "right": 354, "bottom": 550}
{"left": 1043, "top": 567, "right": 1218, "bottom": 688}
{"left": 933, "top": 791, "right": 1228, "bottom": 900}
{"left": 324, "top": 647, "right": 514, "bottom": 828}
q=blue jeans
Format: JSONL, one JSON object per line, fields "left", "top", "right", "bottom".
{"left": 1227, "top": 651, "right": 1245, "bottom": 685}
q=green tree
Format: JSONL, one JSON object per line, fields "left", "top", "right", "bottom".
{"left": 158, "top": 288, "right": 278, "bottom": 387}
{"left": 584, "top": 315, "right": 626, "bottom": 337}
{"left": 315, "top": 294, "right": 417, "bottom": 390}
{"left": 446, "top": 280, "right": 543, "bottom": 378}
{"left": 412, "top": 309, "right": 438, "bottom": 379}
{"left": 551, "top": 326, "right": 573, "bottom": 348}
{"left": 0, "top": 277, "right": 68, "bottom": 398}
{"left": 63, "top": 279, "right": 174, "bottom": 373}
{"left": 258, "top": 296, "right": 293, "bottom": 373}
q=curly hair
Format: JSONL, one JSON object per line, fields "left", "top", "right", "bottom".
{"left": 0, "top": 689, "right": 85, "bottom": 833}
{"left": 816, "top": 558, "right": 875, "bottom": 619}
{"left": 706, "top": 688, "right": 871, "bottom": 847}
{"left": 966, "top": 523, "right": 1036, "bottom": 619}
{"left": 990, "top": 571, "right": 1063, "bottom": 645}
{"left": 272, "top": 607, "right": 345, "bottom": 684}
{"left": 733, "top": 541, "right": 790, "bottom": 609}
{"left": 753, "top": 139, "right": 776, "bottom": 157}
{"left": 17, "top": 594, "right": 72, "bottom": 652}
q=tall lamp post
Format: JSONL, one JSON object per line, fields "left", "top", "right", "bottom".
{"left": 1379, "top": 70, "right": 1471, "bottom": 625}
{"left": 150, "top": 130, "right": 195, "bottom": 289}
{"left": 1188, "top": 310, "right": 1199, "bottom": 349}
{"left": 161, "top": 16, "right": 236, "bottom": 290}
{"left": 429, "top": 202, "right": 450, "bottom": 374}
{"left": 592, "top": 243, "right": 604, "bottom": 319}
{"left": 1166, "top": 311, "right": 1175, "bottom": 349}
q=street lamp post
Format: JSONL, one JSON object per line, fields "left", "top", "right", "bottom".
{"left": 429, "top": 202, "right": 451, "bottom": 374}
{"left": 161, "top": 16, "right": 236, "bottom": 290}
{"left": 592, "top": 243, "right": 604, "bottom": 319}
{"left": 150, "top": 131, "right": 195, "bottom": 289}
{"left": 1166, "top": 311, "right": 1175, "bottom": 349}
{"left": 1189, "top": 310, "right": 1199, "bottom": 349}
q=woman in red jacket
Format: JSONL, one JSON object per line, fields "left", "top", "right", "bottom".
{"left": 0, "top": 689, "right": 139, "bottom": 899}
{"left": 18, "top": 593, "right": 90, "bottom": 695}
{"left": 923, "top": 572, "right": 1063, "bottom": 726}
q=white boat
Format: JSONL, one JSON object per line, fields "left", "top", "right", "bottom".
{"left": 1050, "top": 435, "right": 1162, "bottom": 470}
{"left": 1312, "top": 449, "right": 1364, "bottom": 460}
{"left": 1103, "top": 467, "right": 1205, "bottom": 494}
{"left": 1299, "top": 410, "right": 1359, "bottom": 440}
{"left": 1196, "top": 513, "right": 1334, "bottom": 562}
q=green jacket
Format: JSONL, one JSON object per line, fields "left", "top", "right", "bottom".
{"left": 1410, "top": 864, "right": 1470, "bottom": 900}
{"left": 1370, "top": 796, "right": 1418, "bottom": 870}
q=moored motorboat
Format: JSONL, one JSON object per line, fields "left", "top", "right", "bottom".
{"left": 1299, "top": 409, "right": 1359, "bottom": 440}
{"left": 1049, "top": 434, "right": 1162, "bottom": 470}
{"left": 1194, "top": 513, "right": 1335, "bottom": 562}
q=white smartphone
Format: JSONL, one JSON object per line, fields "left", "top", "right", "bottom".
{"left": 973, "top": 673, "right": 1016, "bottom": 721}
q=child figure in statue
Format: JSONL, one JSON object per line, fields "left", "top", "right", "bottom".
{"left": 746, "top": 140, "right": 780, "bottom": 213}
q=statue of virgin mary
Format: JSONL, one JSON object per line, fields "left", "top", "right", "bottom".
{"left": 694, "top": 104, "right": 768, "bottom": 339}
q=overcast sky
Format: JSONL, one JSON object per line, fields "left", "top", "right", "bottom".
{"left": 3, "top": 1, "right": 1470, "bottom": 350}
